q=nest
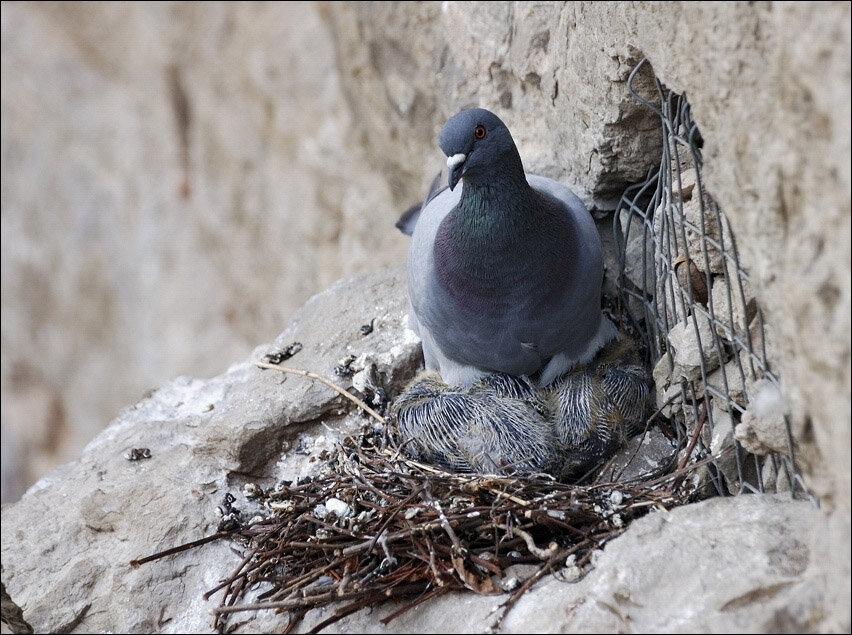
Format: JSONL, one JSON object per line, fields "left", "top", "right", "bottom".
{"left": 129, "top": 401, "right": 709, "bottom": 634}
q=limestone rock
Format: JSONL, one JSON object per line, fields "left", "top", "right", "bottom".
{"left": 0, "top": 268, "right": 420, "bottom": 634}
{"left": 735, "top": 379, "right": 791, "bottom": 456}
{"left": 499, "top": 495, "right": 835, "bottom": 634}
{"left": 0, "top": 1, "right": 409, "bottom": 503}
{"left": 618, "top": 209, "right": 655, "bottom": 294}
{"left": 4, "top": 4, "right": 847, "bottom": 530}
{"left": 704, "top": 358, "right": 747, "bottom": 411}
{"left": 2, "top": 269, "right": 848, "bottom": 634}
{"left": 681, "top": 194, "right": 730, "bottom": 275}
{"left": 602, "top": 427, "right": 677, "bottom": 482}
{"left": 666, "top": 313, "right": 721, "bottom": 383}
{"left": 711, "top": 273, "right": 758, "bottom": 340}
{"left": 1, "top": 3, "right": 848, "bottom": 630}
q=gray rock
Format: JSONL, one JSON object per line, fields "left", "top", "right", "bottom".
{"left": 704, "top": 358, "right": 747, "bottom": 411}
{"left": 666, "top": 313, "right": 721, "bottom": 383}
{"left": 499, "top": 494, "right": 834, "bottom": 634}
{"left": 0, "top": 2, "right": 411, "bottom": 502}
{"left": 681, "top": 194, "right": 728, "bottom": 275}
{"left": 1, "top": 2, "right": 848, "bottom": 631}
{"left": 735, "top": 380, "right": 792, "bottom": 456}
{"left": 3, "top": 5, "right": 848, "bottom": 538}
{"left": 602, "top": 427, "right": 677, "bottom": 482}
{"left": 1, "top": 270, "right": 847, "bottom": 634}
{"left": 710, "top": 273, "right": 757, "bottom": 341}
{"left": 1, "top": 268, "right": 420, "bottom": 634}
{"left": 619, "top": 209, "right": 656, "bottom": 295}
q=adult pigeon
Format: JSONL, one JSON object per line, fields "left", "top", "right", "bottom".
{"left": 404, "top": 108, "right": 616, "bottom": 386}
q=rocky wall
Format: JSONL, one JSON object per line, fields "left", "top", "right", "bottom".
{"left": 1, "top": 1, "right": 849, "bottom": 628}
{"left": 1, "top": 1, "right": 408, "bottom": 501}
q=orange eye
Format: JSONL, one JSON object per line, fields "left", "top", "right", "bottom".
{"left": 474, "top": 124, "right": 487, "bottom": 139}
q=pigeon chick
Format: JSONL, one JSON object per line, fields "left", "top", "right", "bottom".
{"left": 547, "top": 335, "right": 650, "bottom": 479}
{"left": 392, "top": 334, "right": 650, "bottom": 480}
{"left": 404, "top": 108, "right": 617, "bottom": 387}
{"left": 391, "top": 371, "right": 561, "bottom": 476}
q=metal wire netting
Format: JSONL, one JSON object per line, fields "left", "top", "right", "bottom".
{"left": 614, "top": 59, "right": 812, "bottom": 500}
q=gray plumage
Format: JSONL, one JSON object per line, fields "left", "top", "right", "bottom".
{"left": 391, "top": 335, "right": 650, "bottom": 479}
{"left": 403, "top": 108, "right": 617, "bottom": 387}
{"left": 549, "top": 336, "right": 649, "bottom": 479}
{"left": 392, "top": 371, "right": 561, "bottom": 475}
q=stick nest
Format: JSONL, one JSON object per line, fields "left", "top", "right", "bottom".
{"left": 199, "top": 417, "right": 696, "bottom": 634}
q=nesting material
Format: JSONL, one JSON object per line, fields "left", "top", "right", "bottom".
{"left": 196, "top": 424, "right": 689, "bottom": 634}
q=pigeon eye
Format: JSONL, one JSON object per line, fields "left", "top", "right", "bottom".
{"left": 474, "top": 124, "right": 487, "bottom": 140}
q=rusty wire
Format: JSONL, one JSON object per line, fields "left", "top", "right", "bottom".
{"left": 614, "top": 58, "right": 811, "bottom": 499}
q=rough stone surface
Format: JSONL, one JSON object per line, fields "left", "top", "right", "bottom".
{"left": 1, "top": 269, "right": 845, "bottom": 634}
{"left": 0, "top": 268, "right": 419, "bottom": 634}
{"left": 326, "top": 0, "right": 851, "bottom": 524}
{"left": 0, "top": 1, "right": 409, "bottom": 502}
{"left": 710, "top": 273, "right": 757, "bottom": 340}
{"left": 499, "top": 494, "right": 839, "bottom": 634}
{"left": 3, "top": 1, "right": 848, "bottom": 514}
{"left": 666, "top": 314, "right": 720, "bottom": 382}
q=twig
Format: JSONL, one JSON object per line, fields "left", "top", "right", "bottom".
{"left": 512, "top": 527, "right": 559, "bottom": 560}
{"left": 254, "top": 362, "right": 385, "bottom": 423}
{"left": 190, "top": 420, "right": 691, "bottom": 633}
{"left": 678, "top": 400, "right": 708, "bottom": 471}
{"left": 130, "top": 531, "right": 230, "bottom": 568}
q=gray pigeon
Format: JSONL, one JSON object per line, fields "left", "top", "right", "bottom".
{"left": 403, "top": 108, "right": 616, "bottom": 386}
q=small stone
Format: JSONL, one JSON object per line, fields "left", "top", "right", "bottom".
{"left": 681, "top": 195, "right": 726, "bottom": 274}
{"left": 704, "top": 359, "right": 746, "bottom": 411}
{"left": 325, "top": 497, "right": 352, "bottom": 518}
{"left": 676, "top": 167, "right": 698, "bottom": 201}
{"left": 652, "top": 354, "right": 673, "bottom": 390}
{"left": 734, "top": 380, "right": 790, "bottom": 455}
{"left": 242, "top": 483, "right": 263, "bottom": 499}
{"left": 710, "top": 275, "right": 757, "bottom": 340}
{"left": 404, "top": 507, "right": 423, "bottom": 520}
{"left": 562, "top": 556, "right": 584, "bottom": 582}
{"left": 603, "top": 427, "right": 677, "bottom": 482}
{"left": 619, "top": 209, "right": 655, "bottom": 293}
{"left": 761, "top": 458, "right": 794, "bottom": 493}
{"left": 708, "top": 404, "right": 734, "bottom": 456}
{"left": 666, "top": 313, "right": 721, "bottom": 382}
{"left": 674, "top": 255, "right": 709, "bottom": 306}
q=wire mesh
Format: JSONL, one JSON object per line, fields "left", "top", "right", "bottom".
{"left": 614, "top": 58, "right": 812, "bottom": 500}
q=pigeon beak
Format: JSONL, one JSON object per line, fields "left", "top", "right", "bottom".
{"left": 446, "top": 153, "right": 466, "bottom": 191}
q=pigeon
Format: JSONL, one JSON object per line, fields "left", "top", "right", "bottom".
{"left": 402, "top": 108, "right": 617, "bottom": 387}
{"left": 548, "top": 335, "right": 649, "bottom": 479}
{"left": 392, "top": 335, "right": 650, "bottom": 480}
{"left": 391, "top": 371, "right": 561, "bottom": 475}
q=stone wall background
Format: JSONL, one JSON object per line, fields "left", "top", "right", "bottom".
{"left": 2, "top": 0, "right": 849, "bottom": 552}
{"left": 1, "top": 1, "right": 407, "bottom": 501}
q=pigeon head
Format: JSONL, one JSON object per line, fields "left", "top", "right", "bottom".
{"left": 438, "top": 108, "right": 521, "bottom": 190}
